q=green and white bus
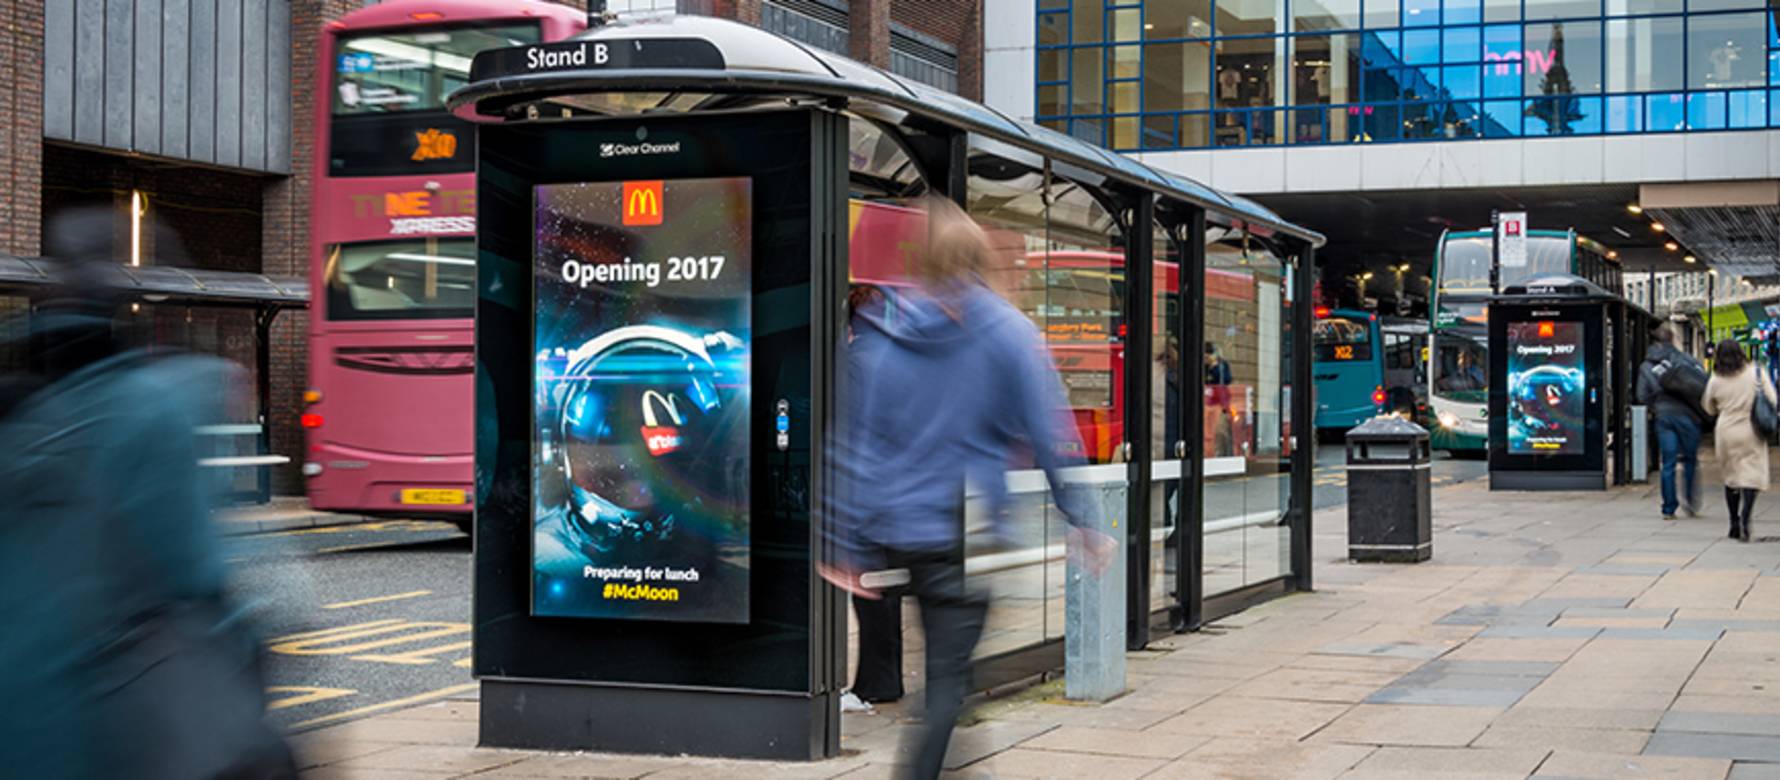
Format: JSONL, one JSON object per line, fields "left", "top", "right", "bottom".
{"left": 1428, "top": 229, "right": 1621, "bottom": 452}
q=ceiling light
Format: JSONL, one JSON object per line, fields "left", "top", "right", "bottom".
{"left": 1607, "top": 250, "right": 1619, "bottom": 259}
{"left": 1612, "top": 226, "right": 1632, "bottom": 238}
{"left": 1684, "top": 255, "right": 1696, "bottom": 263}
{"left": 1626, "top": 204, "right": 1642, "bottom": 214}
{"left": 1665, "top": 241, "right": 1679, "bottom": 251}
{"left": 1651, "top": 222, "right": 1665, "bottom": 232}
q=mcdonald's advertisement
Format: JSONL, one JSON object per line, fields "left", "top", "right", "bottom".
{"left": 1506, "top": 320, "right": 1585, "bottom": 456}
{"left": 530, "top": 176, "right": 753, "bottom": 623}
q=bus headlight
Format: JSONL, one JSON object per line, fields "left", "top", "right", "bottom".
{"left": 1437, "top": 411, "right": 1461, "bottom": 429}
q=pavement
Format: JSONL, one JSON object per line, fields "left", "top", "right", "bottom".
{"left": 218, "top": 496, "right": 377, "bottom": 535}
{"left": 289, "top": 453, "right": 1780, "bottom": 779}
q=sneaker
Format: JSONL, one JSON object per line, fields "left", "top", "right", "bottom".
{"left": 840, "top": 691, "right": 875, "bottom": 714}
{"left": 1663, "top": 514, "right": 1677, "bottom": 521}
{"left": 1683, "top": 500, "right": 1699, "bottom": 518}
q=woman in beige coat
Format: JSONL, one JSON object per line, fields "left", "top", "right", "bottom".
{"left": 1702, "top": 339, "right": 1776, "bottom": 542}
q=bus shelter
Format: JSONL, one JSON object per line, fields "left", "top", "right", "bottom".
{"left": 0, "top": 255, "right": 307, "bottom": 502}
{"left": 448, "top": 13, "right": 1324, "bottom": 760}
{"left": 1488, "top": 273, "right": 1653, "bottom": 491}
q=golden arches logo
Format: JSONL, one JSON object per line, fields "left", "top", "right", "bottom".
{"left": 622, "top": 181, "right": 663, "bottom": 226}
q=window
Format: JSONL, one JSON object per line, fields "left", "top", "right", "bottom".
{"left": 1295, "top": 0, "right": 1363, "bottom": 31}
{"left": 1689, "top": 13, "right": 1767, "bottom": 90}
{"left": 1607, "top": 18, "right": 1683, "bottom": 93}
{"left": 325, "top": 238, "right": 476, "bottom": 321}
{"left": 1293, "top": 34, "right": 1362, "bottom": 105}
{"left": 1146, "top": 41, "right": 1214, "bottom": 111}
{"left": 331, "top": 25, "right": 537, "bottom": 116}
{"left": 1146, "top": 0, "right": 1214, "bottom": 38}
{"left": 1314, "top": 317, "right": 1376, "bottom": 361}
{"left": 1524, "top": 21, "right": 1604, "bottom": 97}
{"left": 1434, "top": 333, "right": 1489, "bottom": 396}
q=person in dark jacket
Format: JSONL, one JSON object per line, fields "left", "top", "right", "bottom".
{"left": 822, "top": 197, "right": 1116, "bottom": 780}
{"left": 1637, "top": 324, "right": 1707, "bottom": 520}
{"left": 0, "top": 211, "right": 294, "bottom": 779}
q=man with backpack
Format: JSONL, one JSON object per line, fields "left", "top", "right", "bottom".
{"left": 1637, "top": 325, "right": 1709, "bottom": 520}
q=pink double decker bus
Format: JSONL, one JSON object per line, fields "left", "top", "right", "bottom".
{"left": 304, "top": 0, "right": 584, "bottom": 528}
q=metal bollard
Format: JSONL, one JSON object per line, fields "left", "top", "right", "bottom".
{"left": 1345, "top": 416, "right": 1433, "bottom": 563}
{"left": 1065, "top": 480, "right": 1126, "bottom": 701}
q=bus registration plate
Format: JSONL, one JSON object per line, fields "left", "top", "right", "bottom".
{"left": 400, "top": 488, "right": 466, "bottom": 506}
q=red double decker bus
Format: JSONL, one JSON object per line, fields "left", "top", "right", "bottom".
{"left": 303, "top": 0, "right": 584, "bottom": 527}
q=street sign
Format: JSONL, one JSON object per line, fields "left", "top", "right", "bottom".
{"left": 1499, "top": 211, "right": 1528, "bottom": 268}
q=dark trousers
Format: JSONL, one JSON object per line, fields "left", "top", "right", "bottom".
{"left": 1655, "top": 415, "right": 1700, "bottom": 515}
{"left": 886, "top": 548, "right": 987, "bottom": 780}
{"left": 1727, "top": 486, "right": 1759, "bottom": 537}
{"left": 851, "top": 591, "right": 904, "bottom": 702}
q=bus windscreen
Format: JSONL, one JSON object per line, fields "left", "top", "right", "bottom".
{"left": 1438, "top": 234, "right": 1573, "bottom": 293}
{"left": 324, "top": 238, "right": 476, "bottom": 321}
{"left": 333, "top": 24, "right": 539, "bottom": 115}
{"left": 1313, "top": 317, "right": 1372, "bottom": 361}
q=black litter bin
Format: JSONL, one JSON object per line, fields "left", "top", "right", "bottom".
{"left": 1345, "top": 416, "right": 1432, "bottom": 563}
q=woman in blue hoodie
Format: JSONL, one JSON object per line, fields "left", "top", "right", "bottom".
{"left": 823, "top": 197, "right": 1117, "bottom": 780}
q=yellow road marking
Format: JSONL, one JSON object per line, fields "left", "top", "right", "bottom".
{"left": 269, "top": 621, "right": 470, "bottom": 656}
{"left": 265, "top": 685, "right": 356, "bottom": 711}
{"left": 353, "top": 640, "right": 472, "bottom": 665}
{"left": 324, "top": 590, "right": 433, "bottom": 610}
{"left": 268, "top": 619, "right": 404, "bottom": 644}
{"left": 291, "top": 682, "right": 478, "bottom": 730}
{"left": 453, "top": 657, "right": 472, "bottom": 668}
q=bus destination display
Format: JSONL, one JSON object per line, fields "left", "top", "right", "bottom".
{"left": 1506, "top": 320, "right": 1584, "bottom": 455}
{"left": 532, "top": 177, "right": 752, "bottom": 624}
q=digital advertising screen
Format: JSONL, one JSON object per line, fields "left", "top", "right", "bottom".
{"left": 531, "top": 177, "right": 752, "bottom": 623}
{"left": 1505, "top": 320, "right": 1584, "bottom": 455}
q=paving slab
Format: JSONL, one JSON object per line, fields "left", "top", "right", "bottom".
{"left": 1313, "top": 704, "right": 1504, "bottom": 747}
{"left": 1015, "top": 726, "right": 1209, "bottom": 760}
{"left": 963, "top": 747, "right": 1164, "bottom": 779}
{"left": 1470, "top": 725, "right": 1652, "bottom": 754}
{"left": 1532, "top": 750, "right": 1733, "bottom": 779}
{"left": 1147, "top": 695, "right": 1352, "bottom": 740}
{"left": 1645, "top": 733, "right": 1780, "bottom": 763}
{"left": 1348, "top": 745, "right": 1551, "bottom": 776}
{"left": 1660, "top": 712, "right": 1780, "bottom": 737}
{"left": 1143, "top": 738, "right": 1376, "bottom": 780}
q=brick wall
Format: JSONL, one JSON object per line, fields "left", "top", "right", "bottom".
{"left": 0, "top": 0, "right": 44, "bottom": 256}
{"left": 42, "top": 143, "right": 266, "bottom": 273}
{"left": 890, "top": 0, "right": 981, "bottom": 100}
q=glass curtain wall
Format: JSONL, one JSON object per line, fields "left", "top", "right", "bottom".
{"left": 1035, "top": 0, "right": 1780, "bottom": 148}
{"left": 1202, "top": 223, "right": 1294, "bottom": 596}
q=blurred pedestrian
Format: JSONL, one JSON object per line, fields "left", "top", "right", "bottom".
{"left": 1703, "top": 338, "right": 1775, "bottom": 543}
{"left": 0, "top": 208, "right": 294, "bottom": 779}
{"left": 822, "top": 197, "right": 1116, "bottom": 780}
{"left": 1205, "top": 341, "right": 1235, "bottom": 457}
{"left": 1637, "top": 324, "right": 1707, "bottom": 520}
{"left": 842, "top": 284, "right": 903, "bottom": 711}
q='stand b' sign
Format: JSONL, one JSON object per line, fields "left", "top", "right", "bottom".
{"left": 527, "top": 42, "right": 610, "bottom": 70}
{"left": 469, "top": 38, "right": 726, "bottom": 82}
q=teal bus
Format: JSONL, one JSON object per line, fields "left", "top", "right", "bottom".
{"left": 1428, "top": 228, "right": 1621, "bottom": 451}
{"left": 1314, "top": 308, "right": 1428, "bottom": 430}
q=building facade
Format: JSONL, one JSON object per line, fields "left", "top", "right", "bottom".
{"left": 985, "top": 0, "right": 1780, "bottom": 299}
{"left": 0, "top": 0, "right": 981, "bottom": 496}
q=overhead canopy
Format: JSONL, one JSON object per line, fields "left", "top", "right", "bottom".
{"left": 0, "top": 255, "right": 308, "bottom": 307}
{"left": 446, "top": 13, "right": 1324, "bottom": 247}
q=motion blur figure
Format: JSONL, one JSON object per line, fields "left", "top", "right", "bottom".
{"left": 0, "top": 208, "right": 295, "bottom": 778}
{"left": 823, "top": 197, "right": 1115, "bottom": 780}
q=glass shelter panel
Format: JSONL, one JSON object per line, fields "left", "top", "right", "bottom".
{"left": 1202, "top": 226, "right": 1293, "bottom": 596}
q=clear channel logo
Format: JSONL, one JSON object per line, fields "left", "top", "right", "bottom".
{"left": 599, "top": 141, "right": 682, "bottom": 159}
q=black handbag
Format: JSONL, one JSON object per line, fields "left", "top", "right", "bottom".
{"left": 1753, "top": 371, "right": 1778, "bottom": 442}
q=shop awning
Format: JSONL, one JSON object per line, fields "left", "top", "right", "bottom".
{"left": 0, "top": 255, "right": 307, "bottom": 308}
